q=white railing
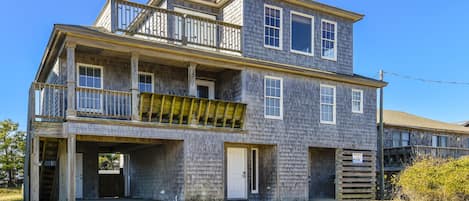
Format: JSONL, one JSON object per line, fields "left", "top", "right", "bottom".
{"left": 76, "top": 87, "right": 132, "bottom": 120}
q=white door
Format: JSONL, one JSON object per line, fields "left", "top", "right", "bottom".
{"left": 76, "top": 153, "right": 83, "bottom": 199}
{"left": 227, "top": 147, "right": 247, "bottom": 199}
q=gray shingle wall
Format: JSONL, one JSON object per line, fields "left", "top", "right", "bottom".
{"left": 242, "top": 0, "right": 354, "bottom": 75}
{"left": 130, "top": 142, "right": 184, "bottom": 200}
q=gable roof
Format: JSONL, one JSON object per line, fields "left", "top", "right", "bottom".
{"left": 378, "top": 110, "right": 469, "bottom": 135}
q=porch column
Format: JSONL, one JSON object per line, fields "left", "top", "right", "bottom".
{"left": 131, "top": 52, "right": 140, "bottom": 121}
{"left": 188, "top": 62, "right": 197, "bottom": 97}
{"left": 66, "top": 42, "right": 77, "bottom": 117}
{"left": 30, "top": 136, "right": 40, "bottom": 201}
{"left": 58, "top": 139, "right": 67, "bottom": 201}
{"left": 67, "top": 135, "right": 76, "bottom": 201}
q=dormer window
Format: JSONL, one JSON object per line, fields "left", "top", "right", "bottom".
{"left": 321, "top": 20, "right": 337, "bottom": 61}
{"left": 264, "top": 5, "right": 282, "bottom": 49}
{"left": 290, "top": 12, "right": 314, "bottom": 55}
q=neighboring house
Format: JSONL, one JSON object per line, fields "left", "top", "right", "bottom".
{"left": 25, "top": 0, "right": 385, "bottom": 201}
{"left": 380, "top": 110, "right": 469, "bottom": 174}
{"left": 457, "top": 121, "right": 469, "bottom": 127}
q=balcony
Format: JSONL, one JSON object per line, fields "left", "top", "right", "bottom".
{"left": 95, "top": 0, "right": 242, "bottom": 52}
{"left": 384, "top": 145, "right": 469, "bottom": 171}
{"left": 30, "top": 82, "right": 247, "bottom": 130}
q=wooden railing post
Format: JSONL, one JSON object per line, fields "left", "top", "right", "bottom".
{"left": 181, "top": 15, "right": 187, "bottom": 45}
{"left": 66, "top": 42, "right": 77, "bottom": 118}
{"left": 131, "top": 52, "right": 140, "bottom": 121}
{"left": 188, "top": 63, "right": 197, "bottom": 97}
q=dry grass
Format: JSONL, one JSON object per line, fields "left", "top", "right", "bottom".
{"left": 0, "top": 188, "right": 23, "bottom": 201}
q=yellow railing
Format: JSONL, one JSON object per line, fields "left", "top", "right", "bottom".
{"left": 139, "top": 93, "right": 246, "bottom": 129}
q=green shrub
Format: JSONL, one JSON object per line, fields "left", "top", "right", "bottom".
{"left": 394, "top": 156, "right": 469, "bottom": 201}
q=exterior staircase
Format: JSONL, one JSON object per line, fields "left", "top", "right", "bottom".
{"left": 39, "top": 140, "right": 59, "bottom": 201}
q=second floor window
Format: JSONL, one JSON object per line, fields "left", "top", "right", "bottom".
{"left": 291, "top": 12, "right": 313, "bottom": 55}
{"left": 320, "top": 85, "right": 336, "bottom": 124}
{"left": 77, "top": 64, "right": 103, "bottom": 112}
{"left": 321, "top": 20, "right": 337, "bottom": 60}
{"left": 432, "top": 135, "right": 448, "bottom": 147}
{"left": 392, "top": 132, "right": 410, "bottom": 147}
{"left": 264, "top": 5, "right": 282, "bottom": 49}
{"left": 352, "top": 89, "right": 363, "bottom": 113}
{"left": 264, "top": 76, "right": 283, "bottom": 119}
{"left": 138, "top": 72, "right": 154, "bottom": 93}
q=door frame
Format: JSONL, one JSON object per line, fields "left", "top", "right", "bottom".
{"left": 226, "top": 147, "right": 248, "bottom": 200}
{"left": 196, "top": 79, "right": 215, "bottom": 99}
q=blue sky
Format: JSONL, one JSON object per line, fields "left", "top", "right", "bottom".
{"left": 0, "top": 1, "right": 468, "bottom": 130}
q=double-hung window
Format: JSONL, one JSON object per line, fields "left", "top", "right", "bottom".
{"left": 77, "top": 64, "right": 103, "bottom": 112}
{"left": 320, "top": 85, "right": 336, "bottom": 124}
{"left": 264, "top": 76, "right": 283, "bottom": 119}
{"left": 351, "top": 89, "right": 363, "bottom": 113}
{"left": 290, "top": 12, "right": 314, "bottom": 55}
{"left": 264, "top": 5, "right": 282, "bottom": 49}
{"left": 321, "top": 20, "right": 337, "bottom": 60}
{"left": 138, "top": 72, "right": 154, "bottom": 93}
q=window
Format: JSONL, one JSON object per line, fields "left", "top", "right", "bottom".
{"left": 138, "top": 72, "right": 154, "bottom": 93}
{"left": 264, "top": 5, "right": 282, "bottom": 49}
{"left": 466, "top": 139, "right": 469, "bottom": 148}
{"left": 320, "top": 85, "right": 336, "bottom": 124}
{"left": 290, "top": 12, "right": 313, "bottom": 55}
{"left": 351, "top": 89, "right": 363, "bottom": 113}
{"left": 392, "top": 131, "right": 410, "bottom": 147}
{"left": 251, "top": 148, "right": 259, "bottom": 194}
{"left": 264, "top": 76, "right": 283, "bottom": 119}
{"left": 321, "top": 20, "right": 337, "bottom": 60}
{"left": 196, "top": 80, "right": 215, "bottom": 99}
{"left": 77, "top": 64, "right": 103, "bottom": 112}
{"left": 432, "top": 135, "right": 448, "bottom": 147}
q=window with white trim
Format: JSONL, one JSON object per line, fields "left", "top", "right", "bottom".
{"left": 77, "top": 64, "right": 103, "bottom": 112}
{"left": 138, "top": 72, "right": 154, "bottom": 93}
{"left": 251, "top": 148, "right": 259, "bottom": 194}
{"left": 351, "top": 89, "right": 363, "bottom": 113}
{"left": 264, "top": 76, "right": 282, "bottom": 119}
{"left": 264, "top": 5, "right": 282, "bottom": 49}
{"left": 321, "top": 20, "right": 337, "bottom": 60}
{"left": 320, "top": 85, "right": 336, "bottom": 124}
{"left": 291, "top": 12, "right": 313, "bottom": 55}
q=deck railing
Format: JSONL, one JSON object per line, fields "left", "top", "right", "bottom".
{"left": 384, "top": 145, "right": 469, "bottom": 169}
{"left": 139, "top": 93, "right": 246, "bottom": 129}
{"left": 31, "top": 82, "right": 67, "bottom": 121}
{"left": 76, "top": 87, "right": 132, "bottom": 120}
{"left": 105, "top": 0, "right": 242, "bottom": 52}
{"left": 31, "top": 83, "right": 247, "bottom": 130}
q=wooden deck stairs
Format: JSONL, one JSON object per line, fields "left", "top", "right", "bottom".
{"left": 39, "top": 140, "right": 59, "bottom": 201}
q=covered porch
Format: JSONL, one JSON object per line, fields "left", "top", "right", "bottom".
{"left": 34, "top": 135, "right": 184, "bottom": 201}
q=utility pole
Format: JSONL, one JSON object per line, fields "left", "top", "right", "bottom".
{"left": 378, "top": 69, "right": 385, "bottom": 200}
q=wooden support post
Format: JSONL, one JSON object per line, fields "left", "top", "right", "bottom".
{"left": 67, "top": 135, "right": 76, "bottom": 201}
{"left": 131, "top": 52, "right": 140, "bottom": 121}
{"left": 335, "top": 148, "right": 343, "bottom": 201}
{"left": 66, "top": 42, "right": 77, "bottom": 117}
{"left": 58, "top": 139, "right": 67, "bottom": 201}
{"left": 188, "top": 63, "right": 197, "bottom": 97}
{"left": 30, "top": 136, "right": 40, "bottom": 201}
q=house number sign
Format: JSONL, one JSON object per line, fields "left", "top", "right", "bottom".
{"left": 352, "top": 152, "right": 363, "bottom": 164}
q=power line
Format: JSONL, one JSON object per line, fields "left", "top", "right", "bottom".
{"left": 383, "top": 71, "right": 469, "bottom": 86}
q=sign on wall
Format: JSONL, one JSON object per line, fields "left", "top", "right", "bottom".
{"left": 352, "top": 152, "right": 363, "bottom": 164}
